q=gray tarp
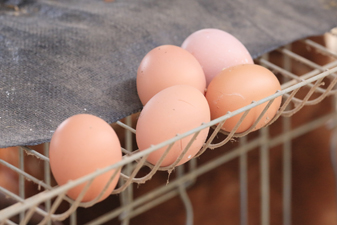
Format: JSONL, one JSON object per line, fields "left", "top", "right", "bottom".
{"left": 1, "top": 0, "right": 337, "bottom": 148}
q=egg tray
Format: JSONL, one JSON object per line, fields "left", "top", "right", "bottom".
{"left": 1, "top": 31, "right": 337, "bottom": 224}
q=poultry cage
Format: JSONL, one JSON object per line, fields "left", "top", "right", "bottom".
{"left": 0, "top": 28, "right": 337, "bottom": 225}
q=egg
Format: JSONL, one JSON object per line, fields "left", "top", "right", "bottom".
{"left": 49, "top": 114, "right": 122, "bottom": 203}
{"left": 181, "top": 28, "right": 254, "bottom": 86}
{"left": 206, "top": 64, "right": 282, "bottom": 133}
{"left": 136, "top": 45, "right": 206, "bottom": 105}
{"left": 136, "top": 85, "right": 210, "bottom": 167}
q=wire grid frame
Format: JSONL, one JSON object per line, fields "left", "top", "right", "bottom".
{"left": 1, "top": 31, "right": 337, "bottom": 225}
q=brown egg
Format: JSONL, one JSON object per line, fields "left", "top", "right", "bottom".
{"left": 206, "top": 64, "right": 281, "bottom": 133}
{"left": 137, "top": 45, "right": 206, "bottom": 105}
{"left": 49, "top": 114, "right": 122, "bottom": 202}
{"left": 136, "top": 85, "right": 210, "bottom": 167}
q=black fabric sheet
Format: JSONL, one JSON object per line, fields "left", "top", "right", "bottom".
{"left": 1, "top": 0, "right": 337, "bottom": 148}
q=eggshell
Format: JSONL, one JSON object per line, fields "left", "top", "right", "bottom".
{"left": 206, "top": 64, "right": 281, "bottom": 133}
{"left": 137, "top": 45, "right": 206, "bottom": 105}
{"left": 49, "top": 114, "right": 122, "bottom": 202}
{"left": 181, "top": 28, "right": 254, "bottom": 86}
{"left": 136, "top": 85, "right": 210, "bottom": 167}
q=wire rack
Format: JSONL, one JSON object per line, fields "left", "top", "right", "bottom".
{"left": 1, "top": 30, "right": 337, "bottom": 225}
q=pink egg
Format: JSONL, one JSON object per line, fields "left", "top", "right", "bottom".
{"left": 182, "top": 28, "right": 254, "bottom": 86}
{"left": 136, "top": 85, "right": 210, "bottom": 167}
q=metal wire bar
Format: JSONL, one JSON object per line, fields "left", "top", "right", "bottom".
{"left": 38, "top": 192, "right": 66, "bottom": 225}
{"left": 0, "top": 159, "right": 51, "bottom": 191}
{"left": 260, "top": 58, "right": 337, "bottom": 93}
{"left": 302, "top": 39, "right": 337, "bottom": 58}
{"left": 159, "top": 130, "right": 202, "bottom": 171}
{"left": 121, "top": 147, "right": 133, "bottom": 155}
{"left": 270, "top": 113, "right": 335, "bottom": 148}
{"left": 119, "top": 146, "right": 172, "bottom": 184}
{"left": 3, "top": 220, "right": 17, "bottom": 225}
{"left": 139, "top": 143, "right": 176, "bottom": 172}
{"left": 122, "top": 165, "right": 195, "bottom": 224}
{"left": 246, "top": 98, "right": 276, "bottom": 131}
{"left": 19, "top": 147, "right": 25, "bottom": 222}
{"left": 23, "top": 160, "right": 123, "bottom": 215}
{"left": 43, "top": 143, "right": 51, "bottom": 225}
{"left": 228, "top": 98, "right": 276, "bottom": 137}
{"left": 282, "top": 74, "right": 337, "bottom": 107}
{"left": 120, "top": 189, "right": 180, "bottom": 221}
{"left": 179, "top": 183, "right": 194, "bottom": 225}
{"left": 28, "top": 161, "right": 124, "bottom": 213}
{"left": 85, "top": 138, "right": 263, "bottom": 225}
{"left": 281, "top": 77, "right": 325, "bottom": 117}
{"left": 283, "top": 113, "right": 292, "bottom": 225}
{"left": 142, "top": 130, "right": 202, "bottom": 172}
{"left": 195, "top": 119, "right": 227, "bottom": 157}
{"left": 0, "top": 186, "right": 23, "bottom": 203}
{"left": 177, "top": 165, "right": 194, "bottom": 225}
{"left": 116, "top": 121, "right": 136, "bottom": 134}
{"left": 278, "top": 48, "right": 337, "bottom": 76}
{"left": 52, "top": 179, "right": 95, "bottom": 221}
{"left": 118, "top": 156, "right": 149, "bottom": 184}
{"left": 187, "top": 158, "right": 198, "bottom": 185}
{"left": 86, "top": 184, "right": 180, "bottom": 224}
{"left": 207, "top": 109, "right": 252, "bottom": 149}
{"left": 119, "top": 185, "right": 130, "bottom": 224}
{"left": 21, "top": 146, "right": 49, "bottom": 162}
{"left": 260, "top": 127, "right": 270, "bottom": 225}
{"left": 120, "top": 115, "right": 134, "bottom": 225}
{"left": 24, "top": 175, "right": 101, "bottom": 222}
{"left": 266, "top": 89, "right": 299, "bottom": 125}
{"left": 216, "top": 97, "right": 277, "bottom": 138}
{"left": 259, "top": 58, "right": 328, "bottom": 93}
{"left": 216, "top": 90, "right": 289, "bottom": 139}
{"left": 282, "top": 45, "right": 292, "bottom": 225}
{"left": 276, "top": 45, "right": 337, "bottom": 106}
{"left": 260, "top": 58, "right": 271, "bottom": 225}
{"left": 216, "top": 109, "right": 253, "bottom": 137}
{"left": 278, "top": 47, "right": 337, "bottom": 80}
{"left": 20, "top": 204, "right": 38, "bottom": 225}
{"left": 78, "top": 168, "right": 121, "bottom": 207}
{"left": 102, "top": 164, "right": 197, "bottom": 224}
{"left": 259, "top": 57, "right": 337, "bottom": 97}
{"left": 70, "top": 210, "right": 77, "bottom": 225}
{"left": 0, "top": 187, "right": 51, "bottom": 225}
{"left": 239, "top": 136, "right": 248, "bottom": 225}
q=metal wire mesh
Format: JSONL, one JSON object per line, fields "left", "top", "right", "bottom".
{"left": 1, "top": 31, "right": 337, "bottom": 224}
